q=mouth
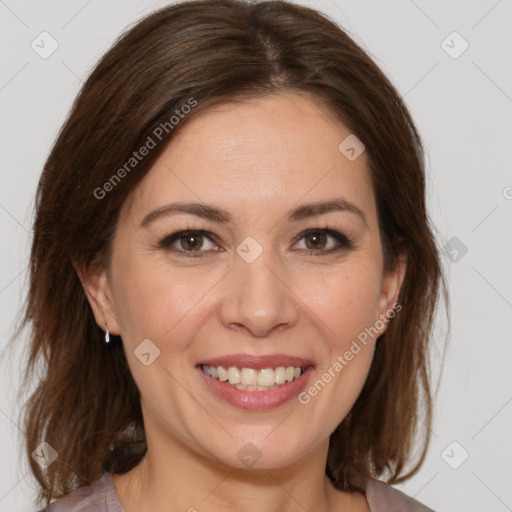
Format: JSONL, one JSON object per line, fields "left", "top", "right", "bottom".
{"left": 196, "top": 355, "right": 314, "bottom": 410}
{"left": 200, "top": 364, "right": 306, "bottom": 391}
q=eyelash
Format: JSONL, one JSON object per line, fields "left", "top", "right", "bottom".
{"left": 158, "top": 225, "right": 355, "bottom": 258}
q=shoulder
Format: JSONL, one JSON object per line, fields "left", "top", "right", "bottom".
{"left": 366, "top": 478, "right": 436, "bottom": 512}
{"left": 41, "top": 473, "right": 124, "bottom": 512}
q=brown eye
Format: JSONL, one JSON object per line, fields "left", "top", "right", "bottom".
{"left": 294, "top": 228, "right": 353, "bottom": 255}
{"left": 180, "top": 233, "right": 204, "bottom": 251}
{"left": 159, "top": 230, "right": 217, "bottom": 256}
{"left": 303, "top": 231, "right": 328, "bottom": 250}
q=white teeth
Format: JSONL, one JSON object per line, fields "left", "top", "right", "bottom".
{"left": 257, "top": 368, "right": 275, "bottom": 387}
{"left": 202, "top": 364, "right": 305, "bottom": 390}
{"left": 241, "top": 368, "right": 258, "bottom": 386}
{"left": 274, "top": 366, "right": 287, "bottom": 385}
{"left": 227, "top": 367, "right": 241, "bottom": 385}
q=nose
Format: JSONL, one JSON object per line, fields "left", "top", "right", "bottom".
{"left": 218, "top": 248, "right": 300, "bottom": 338}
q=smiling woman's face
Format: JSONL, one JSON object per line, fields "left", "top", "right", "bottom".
{"left": 83, "top": 91, "right": 405, "bottom": 471}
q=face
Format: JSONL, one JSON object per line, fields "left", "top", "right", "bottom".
{"left": 81, "top": 92, "right": 405, "bottom": 471}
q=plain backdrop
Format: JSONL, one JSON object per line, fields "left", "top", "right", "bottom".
{"left": 1, "top": 1, "right": 511, "bottom": 511}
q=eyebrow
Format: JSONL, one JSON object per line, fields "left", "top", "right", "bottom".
{"left": 140, "top": 197, "right": 367, "bottom": 228}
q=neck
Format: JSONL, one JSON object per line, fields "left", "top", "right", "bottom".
{"left": 111, "top": 430, "right": 363, "bottom": 512}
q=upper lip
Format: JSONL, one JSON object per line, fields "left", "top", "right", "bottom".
{"left": 198, "top": 354, "right": 314, "bottom": 371}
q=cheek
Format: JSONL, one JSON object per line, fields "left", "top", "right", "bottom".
{"left": 300, "top": 261, "right": 383, "bottom": 340}
{"left": 109, "top": 257, "right": 211, "bottom": 404}
{"left": 293, "top": 268, "right": 381, "bottom": 435}
{"left": 110, "top": 251, "right": 220, "bottom": 349}
{"left": 297, "top": 262, "right": 381, "bottom": 391}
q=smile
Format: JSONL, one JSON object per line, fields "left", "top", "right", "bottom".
{"left": 196, "top": 355, "right": 314, "bottom": 410}
{"left": 201, "top": 364, "right": 305, "bottom": 391}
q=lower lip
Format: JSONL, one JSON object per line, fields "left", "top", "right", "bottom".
{"left": 196, "top": 366, "right": 314, "bottom": 410}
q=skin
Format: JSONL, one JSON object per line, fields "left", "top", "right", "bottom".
{"left": 77, "top": 91, "right": 406, "bottom": 512}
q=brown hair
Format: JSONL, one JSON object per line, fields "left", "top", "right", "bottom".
{"left": 13, "top": 0, "right": 447, "bottom": 506}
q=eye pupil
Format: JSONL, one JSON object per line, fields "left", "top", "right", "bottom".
{"left": 306, "top": 231, "right": 326, "bottom": 250}
{"left": 182, "top": 233, "right": 202, "bottom": 250}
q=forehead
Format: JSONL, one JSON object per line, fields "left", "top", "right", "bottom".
{"left": 122, "top": 92, "right": 376, "bottom": 228}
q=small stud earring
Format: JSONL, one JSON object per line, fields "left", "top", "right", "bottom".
{"left": 105, "top": 327, "right": 110, "bottom": 343}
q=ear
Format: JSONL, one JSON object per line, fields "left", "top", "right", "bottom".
{"left": 72, "top": 260, "right": 121, "bottom": 335}
{"left": 376, "top": 248, "right": 407, "bottom": 333}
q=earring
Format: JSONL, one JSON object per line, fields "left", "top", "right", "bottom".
{"left": 105, "top": 327, "right": 110, "bottom": 343}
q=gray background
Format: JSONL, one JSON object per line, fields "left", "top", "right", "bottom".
{"left": 1, "top": 1, "right": 511, "bottom": 510}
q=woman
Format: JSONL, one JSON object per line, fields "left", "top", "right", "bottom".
{"left": 19, "top": 0, "right": 445, "bottom": 510}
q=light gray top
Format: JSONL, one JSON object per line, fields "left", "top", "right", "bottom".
{"left": 41, "top": 472, "right": 435, "bottom": 511}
